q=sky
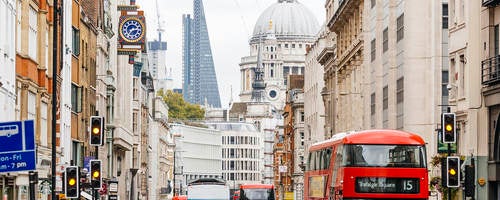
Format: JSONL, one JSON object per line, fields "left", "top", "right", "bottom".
{"left": 136, "top": 0, "right": 326, "bottom": 108}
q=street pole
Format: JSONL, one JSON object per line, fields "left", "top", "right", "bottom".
{"left": 173, "top": 150, "right": 176, "bottom": 196}
{"left": 93, "top": 146, "right": 98, "bottom": 200}
{"left": 51, "top": 0, "right": 59, "bottom": 199}
{"left": 447, "top": 107, "right": 451, "bottom": 200}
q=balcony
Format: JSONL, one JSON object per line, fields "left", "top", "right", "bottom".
{"left": 482, "top": 55, "right": 500, "bottom": 85}
{"left": 482, "top": 0, "right": 500, "bottom": 7}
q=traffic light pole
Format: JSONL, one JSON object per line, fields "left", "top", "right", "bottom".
{"left": 446, "top": 106, "right": 451, "bottom": 200}
{"left": 93, "top": 146, "right": 98, "bottom": 200}
{"left": 447, "top": 143, "right": 451, "bottom": 200}
{"left": 51, "top": 0, "right": 59, "bottom": 199}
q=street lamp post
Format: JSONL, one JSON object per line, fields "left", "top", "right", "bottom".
{"left": 51, "top": 0, "right": 60, "bottom": 199}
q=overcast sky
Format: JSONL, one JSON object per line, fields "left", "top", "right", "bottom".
{"left": 136, "top": 0, "right": 326, "bottom": 108}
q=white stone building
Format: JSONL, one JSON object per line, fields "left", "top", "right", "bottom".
{"left": 206, "top": 122, "right": 263, "bottom": 193}
{"left": 0, "top": 0, "right": 16, "bottom": 123}
{"left": 59, "top": 0, "right": 76, "bottom": 170}
{"left": 304, "top": 25, "right": 329, "bottom": 152}
{"left": 321, "top": 0, "right": 449, "bottom": 162}
{"left": 171, "top": 124, "right": 222, "bottom": 195}
{"left": 148, "top": 97, "right": 173, "bottom": 200}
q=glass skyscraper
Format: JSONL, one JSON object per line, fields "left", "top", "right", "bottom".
{"left": 182, "top": 0, "right": 221, "bottom": 108}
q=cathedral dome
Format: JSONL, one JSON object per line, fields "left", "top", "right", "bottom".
{"left": 252, "top": 0, "right": 319, "bottom": 40}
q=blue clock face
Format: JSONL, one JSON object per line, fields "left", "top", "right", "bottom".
{"left": 121, "top": 19, "right": 143, "bottom": 41}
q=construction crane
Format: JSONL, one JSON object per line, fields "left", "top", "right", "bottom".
{"left": 155, "top": 0, "right": 165, "bottom": 42}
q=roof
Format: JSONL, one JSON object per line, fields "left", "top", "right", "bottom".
{"left": 229, "top": 102, "right": 248, "bottom": 114}
{"left": 252, "top": 0, "right": 319, "bottom": 39}
{"left": 310, "top": 130, "right": 426, "bottom": 151}
{"left": 240, "top": 184, "right": 274, "bottom": 189}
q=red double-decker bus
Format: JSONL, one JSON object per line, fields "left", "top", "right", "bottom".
{"left": 304, "top": 130, "right": 429, "bottom": 200}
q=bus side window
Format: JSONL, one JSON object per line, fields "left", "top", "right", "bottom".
{"left": 314, "top": 151, "right": 321, "bottom": 170}
{"left": 324, "top": 148, "right": 332, "bottom": 169}
{"left": 331, "top": 145, "right": 340, "bottom": 187}
{"left": 307, "top": 152, "right": 313, "bottom": 171}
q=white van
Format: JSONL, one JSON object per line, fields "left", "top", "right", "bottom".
{"left": 187, "top": 178, "right": 230, "bottom": 200}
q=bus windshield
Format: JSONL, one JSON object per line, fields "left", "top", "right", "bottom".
{"left": 344, "top": 144, "right": 426, "bottom": 168}
{"left": 240, "top": 188, "right": 275, "bottom": 200}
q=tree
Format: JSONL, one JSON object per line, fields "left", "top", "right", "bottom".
{"left": 158, "top": 90, "right": 205, "bottom": 120}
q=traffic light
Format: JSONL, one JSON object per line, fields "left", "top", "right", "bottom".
{"left": 446, "top": 156, "right": 460, "bottom": 187}
{"left": 90, "top": 160, "right": 102, "bottom": 189}
{"left": 65, "top": 166, "right": 80, "bottom": 198}
{"left": 90, "top": 116, "right": 104, "bottom": 146}
{"left": 464, "top": 165, "right": 475, "bottom": 197}
{"left": 442, "top": 113, "right": 456, "bottom": 143}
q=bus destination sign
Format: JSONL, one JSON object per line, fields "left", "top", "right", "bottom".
{"left": 355, "top": 177, "right": 419, "bottom": 194}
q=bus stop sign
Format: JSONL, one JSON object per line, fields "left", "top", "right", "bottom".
{"left": 0, "top": 120, "right": 36, "bottom": 173}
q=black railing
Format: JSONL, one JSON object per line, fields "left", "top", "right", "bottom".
{"left": 482, "top": 0, "right": 500, "bottom": 7}
{"left": 482, "top": 55, "right": 500, "bottom": 85}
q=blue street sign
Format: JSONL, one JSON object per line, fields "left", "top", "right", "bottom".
{"left": 0, "top": 120, "right": 36, "bottom": 173}
{"left": 84, "top": 156, "right": 96, "bottom": 172}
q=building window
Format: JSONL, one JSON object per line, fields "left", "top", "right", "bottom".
{"left": 383, "top": 28, "right": 388, "bottom": 53}
{"left": 27, "top": 91, "right": 36, "bottom": 124}
{"left": 396, "top": 78, "right": 404, "bottom": 130}
{"left": 371, "top": 0, "right": 376, "bottom": 8}
{"left": 40, "top": 102, "right": 48, "bottom": 146}
{"left": 371, "top": 93, "right": 376, "bottom": 128}
{"left": 300, "top": 112, "right": 305, "bottom": 122}
{"left": 71, "top": 84, "right": 82, "bottom": 113}
{"left": 442, "top": 4, "right": 449, "bottom": 29}
{"left": 16, "top": 87, "right": 21, "bottom": 120}
{"left": 383, "top": 86, "right": 388, "bottom": 128}
{"left": 493, "top": 114, "right": 500, "bottom": 161}
{"left": 133, "top": 78, "right": 139, "bottom": 100}
{"left": 45, "top": 29, "right": 49, "bottom": 75}
{"left": 450, "top": 0, "right": 455, "bottom": 25}
{"left": 28, "top": 6, "right": 38, "bottom": 60}
{"left": 371, "top": 39, "right": 376, "bottom": 62}
{"left": 133, "top": 112, "right": 138, "bottom": 132}
{"left": 300, "top": 132, "right": 304, "bottom": 146}
{"left": 72, "top": 27, "right": 80, "bottom": 56}
{"left": 495, "top": 24, "right": 499, "bottom": 56}
{"left": 459, "top": 55, "right": 465, "bottom": 97}
{"left": 370, "top": 93, "right": 376, "bottom": 116}
{"left": 397, "top": 14, "right": 404, "bottom": 42}
{"left": 442, "top": 71, "right": 449, "bottom": 112}
{"left": 72, "top": 141, "right": 82, "bottom": 167}
{"left": 16, "top": 0, "right": 21, "bottom": 52}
